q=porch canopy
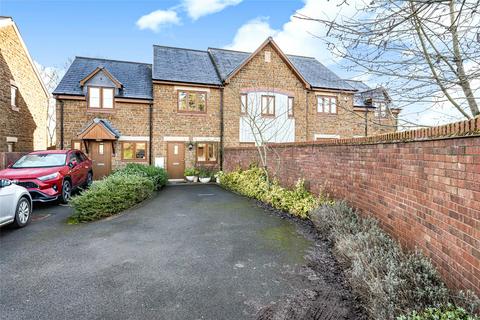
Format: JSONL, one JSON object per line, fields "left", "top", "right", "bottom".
{"left": 77, "top": 118, "right": 120, "bottom": 153}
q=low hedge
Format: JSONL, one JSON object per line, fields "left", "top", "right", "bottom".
{"left": 113, "top": 163, "right": 168, "bottom": 190}
{"left": 219, "top": 166, "right": 329, "bottom": 219}
{"left": 311, "top": 202, "right": 479, "bottom": 320}
{"left": 398, "top": 304, "right": 479, "bottom": 320}
{"left": 68, "top": 174, "right": 154, "bottom": 223}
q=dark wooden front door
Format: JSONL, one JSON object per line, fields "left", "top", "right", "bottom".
{"left": 167, "top": 142, "right": 185, "bottom": 179}
{"left": 90, "top": 141, "right": 112, "bottom": 180}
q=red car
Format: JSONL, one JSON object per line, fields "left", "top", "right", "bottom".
{"left": 0, "top": 150, "right": 93, "bottom": 203}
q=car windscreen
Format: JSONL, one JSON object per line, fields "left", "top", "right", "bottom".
{"left": 12, "top": 154, "right": 67, "bottom": 168}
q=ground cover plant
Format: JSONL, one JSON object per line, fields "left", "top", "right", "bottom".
{"left": 398, "top": 304, "right": 479, "bottom": 320}
{"left": 68, "top": 164, "right": 166, "bottom": 223}
{"left": 219, "top": 166, "right": 326, "bottom": 218}
{"left": 310, "top": 202, "right": 479, "bottom": 320}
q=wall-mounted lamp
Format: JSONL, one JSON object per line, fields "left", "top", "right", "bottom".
{"left": 188, "top": 142, "right": 194, "bottom": 151}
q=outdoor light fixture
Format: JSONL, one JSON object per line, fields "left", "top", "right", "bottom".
{"left": 188, "top": 142, "right": 194, "bottom": 151}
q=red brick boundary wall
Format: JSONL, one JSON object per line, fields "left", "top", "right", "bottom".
{"left": 223, "top": 117, "right": 480, "bottom": 294}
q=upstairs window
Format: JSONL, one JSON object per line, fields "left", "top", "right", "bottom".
{"left": 178, "top": 90, "right": 207, "bottom": 113}
{"left": 240, "top": 94, "right": 248, "bottom": 115}
{"left": 197, "top": 143, "right": 217, "bottom": 163}
{"left": 317, "top": 96, "right": 337, "bottom": 114}
{"left": 375, "top": 103, "right": 388, "bottom": 118}
{"left": 88, "top": 87, "right": 114, "bottom": 109}
{"left": 288, "top": 97, "right": 294, "bottom": 117}
{"left": 10, "top": 85, "right": 18, "bottom": 109}
{"left": 261, "top": 95, "right": 275, "bottom": 116}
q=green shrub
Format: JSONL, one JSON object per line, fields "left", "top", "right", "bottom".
{"left": 311, "top": 202, "right": 452, "bottom": 319}
{"left": 68, "top": 174, "right": 154, "bottom": 223}
{"left": 219, "top": 167, "right": 325, "bottom": 218}
{"left": 397, "top": 304, "right": 479, "bottom": 320}
{"left": 184, "top": 167, "right": 198, "bottom": 176}
{"left": 197, "top": 166, "right": 214, "bottom": 178}
{"left": 114, "top": 163, "right": 167, "bottom": 190}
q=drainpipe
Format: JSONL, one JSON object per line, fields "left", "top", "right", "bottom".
{"left": 149, "top": 102, "right": 153, "bottom": 166}
{"left": 305, "top": 90, "right": 309, "bottom": 141}
{"left": 220, "top": 88, "right": 224, "bottom": 171}
{"left": 60, "top": 100, "right": 64, "bottom": 149}
{"left": 364, "top": 107, "right": 368, "bottom": 137}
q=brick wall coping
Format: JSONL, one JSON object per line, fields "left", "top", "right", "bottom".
{"left": 225, "top": 116, "right": 480, "bottom": 150}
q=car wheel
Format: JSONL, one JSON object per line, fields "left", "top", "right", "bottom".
{"left": 84, "top": 171, "right": 93, "bottom": 189}
{"left": 13, "top": 197, "right": 31, "bottom": 228}
{"left": 60, "top": 180, "right": 71, "bottom": 204}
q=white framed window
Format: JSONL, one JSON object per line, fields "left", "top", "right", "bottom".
{"left": 11, "top": 85, "right": 17, "bottom": 108}
{"left": 88, "top": 87, "right": 101, "bottom": 108}
{"left": 88, "top": 87, "right": 114, "bottom": 109}
{"left": 102, "top": 88, "right": 114, "bottom": 109}
{"left": 375, "top": 102, "right": 388, "bottom": 118}
{"left": 288, "top": 97, "right": 294, "bottom": 117}
{"left": 317, "top": 96, "right": 337, "bottom": 114}
{"left": 240, "top": 94, "right": 247, "bottom": 114}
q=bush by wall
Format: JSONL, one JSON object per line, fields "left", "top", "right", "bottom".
{"left": 113, "top": 163, "right": 168, "bottom": 190}
{"left": 68, "top": 165, "right": 165, "bottom": 223}
{"left": 311, "top": 202, "right": 479, "bottom": 320}
{"left": 219, "top": 166, "right": 328, "bottom": 219}
{"left": 398, "top": 304, "right": 479, "bottom": 320}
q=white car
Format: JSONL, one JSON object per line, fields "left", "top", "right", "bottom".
{"left": 0, "top": 179, "right": 32, "bottom": 228}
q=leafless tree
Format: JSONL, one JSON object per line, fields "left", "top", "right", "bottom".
{"left": 241, "top": 86, "right": 295, "bottom": 183}
{"left": 295, "top": 0, "right": 480, "bottom": 120}
{"left": 36, "top": 58, "right": 72, "bottom": 147}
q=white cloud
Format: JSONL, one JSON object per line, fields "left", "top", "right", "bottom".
{"left": 225, "top": 0, "right": 360, "bottom": 65}
{"left": 136, "top": 9, "right": 181, "bottom": 32}
{"left": 182, "top": 0, "right": 242, "bottom": 20}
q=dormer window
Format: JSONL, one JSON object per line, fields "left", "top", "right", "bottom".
{"left": 88, "top": 87, "right": 114, "bottom": 109}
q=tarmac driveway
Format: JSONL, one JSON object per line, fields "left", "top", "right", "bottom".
{"left": 0, "top": 184, "right": 312, "bottom": 320}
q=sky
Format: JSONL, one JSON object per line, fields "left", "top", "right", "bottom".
{"left": 0, "top": 0, "right": 469, "bottom": 127}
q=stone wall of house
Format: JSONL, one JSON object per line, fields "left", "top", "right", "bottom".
{"left": 0, "top": 23, "right": 48, "bottom": 152}
{"left": 306, "top": 91, "right": 398, "bottom": 140}
{"left": 223, "top": 117, "right": 480, "bottom": 295}
{"left": 223, "top": 43, "right": 309, "bottom": 147}
{"left": 55, "top": 98, "right": 150, "bottom": 168}
{"left": 152, "top": 83, "right": 222, "bottom": 169}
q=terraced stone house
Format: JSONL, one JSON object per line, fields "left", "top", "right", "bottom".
{"left": 0, "top": 16, "right": 49, "bottom": 152}
{"left": 54, "top": 38, "right": 400, "bottom": 179}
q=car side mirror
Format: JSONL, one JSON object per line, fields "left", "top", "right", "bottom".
{"left": 69, "top": 160, "right": 77, "bottom": 168}
{"left": 0, "top": 179, "right": 12, "bottom": 188}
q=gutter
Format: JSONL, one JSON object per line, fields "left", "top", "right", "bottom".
{"left": 60, "top": 100, "right": 64, "bottom": 149}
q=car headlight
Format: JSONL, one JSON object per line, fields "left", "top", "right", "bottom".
{"left": 38, "top": 172, "right": 60, "bottom": 181}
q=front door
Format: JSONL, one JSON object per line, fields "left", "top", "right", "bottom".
{"left": 90, "top": 141, "right": 112, "bottom": 180}
{"left": 167, "top": 142, "right": 185, "bottom": 179}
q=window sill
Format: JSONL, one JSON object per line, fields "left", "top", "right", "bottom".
{"left": 11, "top": 106, "right": 19, "bottom": 112}
{"left": 87, "top": 109, "right": 115, "bottom": 114}
{"left": 177, "top": 111, "right": 207, "bottom": 115}
{"left": 121, "top": 159, "right": 148, "bottom": 162}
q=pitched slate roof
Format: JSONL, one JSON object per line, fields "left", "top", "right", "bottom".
{"left": 207, "top": 48, "right": 249, "bottom": 81}
{"left": 53, "top": 57, "right": 152, "bottom": 99}
{"left": 344, "top": 80, "right": 391, "bottom": 108}
{"left": 155, "top": 45, "right": 354, "bottom": 90}
{"left": 153, "top": 46, "right": 222, "bottom": 85}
